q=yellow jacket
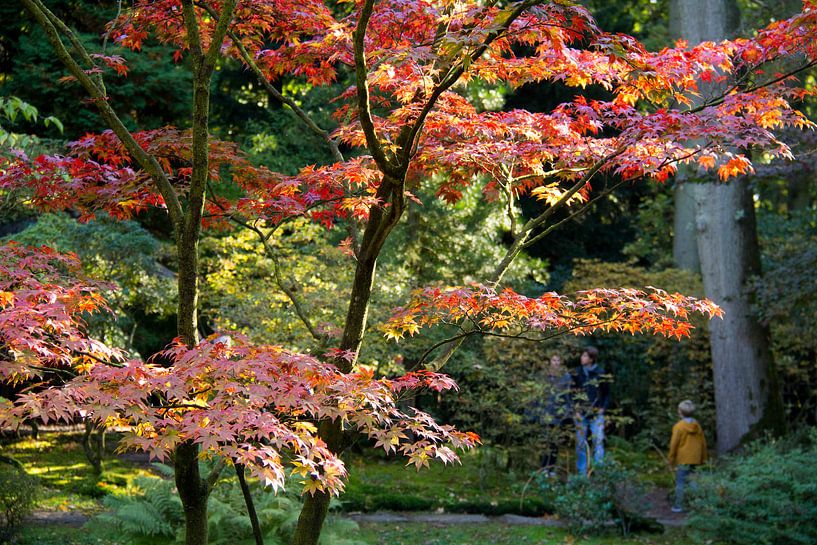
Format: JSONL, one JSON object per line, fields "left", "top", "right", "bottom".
{"left": 668, "top": 418, "right": 708, "bottom": 466}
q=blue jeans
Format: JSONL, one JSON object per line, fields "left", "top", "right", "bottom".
{"left": 674, "top": 465, "right": 696, "bottom": 509}
{"left": 575, "top": 413, "right": 604, "bottom": 475}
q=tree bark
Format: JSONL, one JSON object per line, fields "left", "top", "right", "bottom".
{"left": 175, "top": 442, "right": 210, "bottom": 545}
{"left": 694, "top": 181, "right": 785, "bottom": 452}
{"left": 672, "top": 180, "right": 701, "bottom": 272}
{"left": 668, "top": 0, "right": 739, "bottom": 271}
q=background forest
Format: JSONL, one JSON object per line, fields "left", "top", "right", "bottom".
{"left": 1, "top": 0, "right": 816, "bottom": 544}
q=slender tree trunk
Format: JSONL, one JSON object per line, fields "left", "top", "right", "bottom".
{"left": 82, "top": 420, "right": 104, "bottom": 475}
{"left": 175, "top": 442, "right": 210, "bottom": 545}
{"left": 291, "top": 176, "right": 406, "bottom": 545}
{"left": 235, "top": 464, "right": 264, "bottom": 545}
{"left": 694, "top": 181, "right": 785, "bottom": 452}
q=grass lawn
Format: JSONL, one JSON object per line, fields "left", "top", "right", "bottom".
{"left": 2, "top": 431, "right": 154, "bottom": 513}
{"left": 16, "top": 521, "right": 697, "bottom": 545}
{"left": 343, "top": 448, "right": 546, "bottom": 514}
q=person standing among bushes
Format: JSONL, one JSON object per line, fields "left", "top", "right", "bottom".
{"left": 668, "top": 399, "right": 708, "bottom": 513}
{"left": 539, "top": 354, "right": 573, "bottom": 474}
{"left": 572, "top": 346, "right": 610, "bottom": 475}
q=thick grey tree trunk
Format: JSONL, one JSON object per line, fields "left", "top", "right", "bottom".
{"left": 670, "top": 0, "right": 784, "bottom": 452}
{"left": 672, "top": 181, "right": 701, "bottom": 271}
{"left": 669, "top": 0, "right": 739, "bottom": 272}
{"left": 694, "top": 182, "right": 784, "bottom": 452}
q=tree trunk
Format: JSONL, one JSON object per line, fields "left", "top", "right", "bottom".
{"left": 175, "top": 441, "right": 210, "bottom": 545}
{"left": 670, "top": 0, "right": 783, "bottom": 452}
{"left": 694, "top": 181, "right": 785, "bottom": 452}
{"left": 82, "top": 420, "right": 104, "bottom": 475}
{"left": 290, "top": 175, "right": 406, "bottom": 545}
{"left": 672, "top": 180, "right": 701, "bottom": 271}
{"left": 668, "top": 0, "right": 739, "bottom": 272}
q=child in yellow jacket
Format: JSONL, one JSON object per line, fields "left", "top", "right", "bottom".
{"left": 668, "top": 400, "right": 708, "bottom": 513}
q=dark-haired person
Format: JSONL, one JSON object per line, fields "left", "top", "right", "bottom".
{"left": 572, "top": 346, "right": 610, "bottom": 475}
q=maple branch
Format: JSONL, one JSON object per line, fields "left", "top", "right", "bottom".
{"left": 422, "top": 146, "right": 625, "bottom": 372}
{"left": 35, "top": 0, "right": 105, "bottom": 93}
{"left": 221, "top": 208, "right": 326, "bottom": 345}
{"left": 499, "top": 164, "right": 518, "bottom": 239}
{"left": 414, "top": 314, "right": 625, "bottom": 369}
{"left": 522, "top": 147, "right": 709, "bottom": 250}
{"left": 20, "top": 0, "right": 185, "bottom": 232}
{"left": 101, "top": 0, "right": 123, "bottom": 54}
{"left": 489, "top": 144, "right": 627, "bottom": 287}
{"left": 685, "top": 58, "right": 817, "bottom": 115}
{"left": 413, "top": 331, "right": 478, "bottom": 370}
{"left": 205, "top": 456, "right": 227, "bottom": 490}
{"left": 180, "top": 1, "right": 203, "bottom": 58}
{"left": 400, "top": 0, "right": 543, "bottom": 166}
{"left": 197, "top": 1, "right": 344, "bottom": 164}
{"left": 522, "top": 181, "right": 623, "bottom": 250}
{"left": 204, "top": 0, "right": 236, "bottom": 72}
{"left": 354, "top": 0, "right": 396, "bottom": 176}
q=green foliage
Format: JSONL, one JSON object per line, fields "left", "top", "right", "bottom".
{"left": 90, "top": 467, "right": 363, "bottom": 545}
{"left": 97, "top": 476, "right": 181, "bottom": 541}
{"left": 2, "top": 23, "right": 191, "bottom": 137}
{"left": 434, "top": 336, "right": 574, "bottom": 468}
{"left": 0, "top": 95, "right": 62, "bottom": 152}
{"left": 755, "top": 209, "right": 817, "bottom": 424}
{"left": 6, "top": 213, "right": 176, "bottom": 357}
{"left": 0, "top": 463, "right": 38, "bottom": 540}
{"left": 217, "top": 78, "right": 343, "bottom": 175}
{"left": 543, "top": 460, "right": 654, "bottom": 536}
{"left": 688, "top": 431, "right": 817, "bottom": 545}
{"left": 621, "top": 187, "right": 674, "bottom": 269}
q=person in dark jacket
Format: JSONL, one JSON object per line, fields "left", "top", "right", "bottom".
{"left": 572, "top": 346, "right": 610, "bottom": 475}
{"left": 539, "top": 354, "right": 573, "bottom": 473}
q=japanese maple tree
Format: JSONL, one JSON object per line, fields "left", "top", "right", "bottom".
{"left": 4, "top": 1, "right": 817, "bottom": 544}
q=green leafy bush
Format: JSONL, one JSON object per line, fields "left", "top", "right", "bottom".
{"left": 541, "top": 460, "right": 655, "bottom": 536}
{"left": 0, "top": 464, "right": 38, "bottom": 541}
{"left": 688, "top": 432, "right": 817, "bottom": 545}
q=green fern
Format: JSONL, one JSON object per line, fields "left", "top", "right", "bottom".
{"left": 96, "top": 476, "right": 182, "bottom": 541}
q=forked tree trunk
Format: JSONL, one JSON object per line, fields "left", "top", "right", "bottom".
{"left": 694, "top": 181, "right": 785, "bottom": 452}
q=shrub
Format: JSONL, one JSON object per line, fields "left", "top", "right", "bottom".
{"left": 543, "top": 460, "right": 654, "bottom": 536}
{"left": 688, "top": 432, "right": 817, "bottom": 545}
{"left": 0, "top": 463, "right": 38, "bottom": 541}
